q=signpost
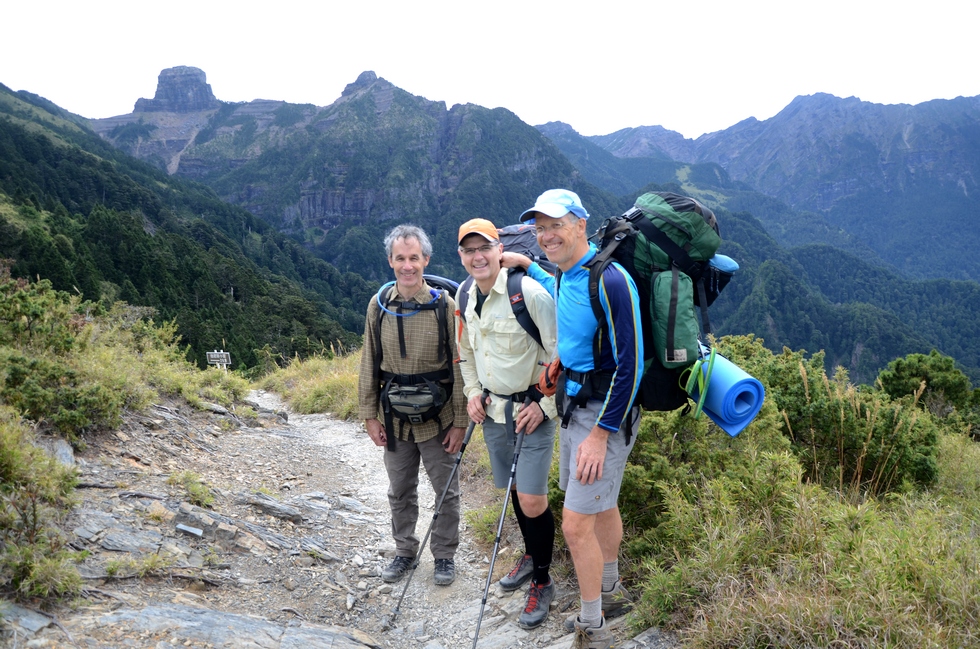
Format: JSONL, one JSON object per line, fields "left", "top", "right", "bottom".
{"left": 206, "top": 350, "right": 232, "bottom": 371}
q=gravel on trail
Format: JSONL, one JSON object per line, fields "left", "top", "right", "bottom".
{"left": 1, "top": 390, "right": 679, "bottom": 649}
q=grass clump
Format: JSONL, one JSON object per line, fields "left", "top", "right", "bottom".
{"left": 104, "top": 552, "right": 176, "bottom": 579}
{"left": 258, "top": 350, "right": 359, "bottom": 417}
{"left": 166, "top": 471, "right": 215, "bottom": 508}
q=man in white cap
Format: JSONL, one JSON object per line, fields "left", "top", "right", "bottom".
{"left": 455, "top": 217, "right": 559, "bottom": 629}
{"left": 502, "top": 189, "right": 643, "bottom": 649}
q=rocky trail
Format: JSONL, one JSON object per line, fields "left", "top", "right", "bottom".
{"left": 1, "top": 391, "right": 677, "bottom": 649}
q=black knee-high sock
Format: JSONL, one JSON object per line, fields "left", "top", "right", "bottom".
{"left": 511, "top": 491, "right": 529, "bottom": 554}
{"left": 524, "top": 508, "right": 555, "bottom": 585}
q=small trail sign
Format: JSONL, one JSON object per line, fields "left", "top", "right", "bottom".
{"left": 206, "top": 350, "right": 231, "bottom": 370}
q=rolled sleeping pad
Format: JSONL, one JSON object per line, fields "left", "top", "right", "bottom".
{"left": 687, "top": 352, "right": 765, "bottom": 437}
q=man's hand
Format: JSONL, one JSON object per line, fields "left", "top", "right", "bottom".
{"left": 443, "top": 426, "right": 465, "bottom": 454}
{"left": 515, "top": 400, "right": 545, "bottom": 434}
{"left": 575, "top": 426, "right": 610, "bottom": 485}
{"left": 467, "top": 394, "right": 488, "bottom": 423}
{"left": 365, "top": 418, "right": 386, "bottom": 447}
{"left": 500, "top": 251, "right": 531, "bottom": 270}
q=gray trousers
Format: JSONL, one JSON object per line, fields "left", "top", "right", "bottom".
{"left": 383, "top": 428, "right": 460, "bottom": 560}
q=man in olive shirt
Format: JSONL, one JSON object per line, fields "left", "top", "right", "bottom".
{"left": 358, "top": 224, "right": 468, "bottom": 586}
{"left": 456, "top": 218, "right": 558, "bottom": 628}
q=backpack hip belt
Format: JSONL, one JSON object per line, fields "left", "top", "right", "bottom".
{"left": 559, "top": 369, "right": 614, "bottom": 428}
{"left": 379, "top": 369, "right": 453, "bottom": 451}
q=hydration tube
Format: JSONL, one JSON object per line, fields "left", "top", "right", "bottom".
{"left": 376, "top": 281, "right": 442, "bottom": 317}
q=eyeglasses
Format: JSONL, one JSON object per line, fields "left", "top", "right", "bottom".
{"left": 458, "top": 244, "right": 496, "bottom": 256}
{"left": 534, "top": 220, "right": 570, "bottom": 235}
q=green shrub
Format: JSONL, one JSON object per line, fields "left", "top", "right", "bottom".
{"left": 258, "top": 351, "right": 358, "bottom": 417}
{"left": 722, "top": 336, "right": 939, "bottom": 496}
{"left": 632, "top": 454, "right": 980, "bottom": 648}
{"left": 0, "top": 409, "right": 80, "bottom": 601}
{"left": 0, "top": 352, "right": 123, "bottom": 442}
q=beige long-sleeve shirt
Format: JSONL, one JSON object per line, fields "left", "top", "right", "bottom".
{"left": 456, "top": 269, "right": 557, "bottom": 424}
{"left": 357, "top": 281, "right": 467, "bottom": 443}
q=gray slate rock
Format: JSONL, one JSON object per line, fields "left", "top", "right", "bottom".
{"left": 98, "top": 604, "right": 381, "bottom": 648}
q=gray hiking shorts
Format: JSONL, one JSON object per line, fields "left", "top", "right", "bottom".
{"left": 559, "top": 399, "right": 639, "bottom": 515}
{"left": 482, "top": 404, "right": 555, "bottom": 496}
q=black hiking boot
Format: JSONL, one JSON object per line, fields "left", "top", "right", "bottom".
{"left": 433, "top": 558, "right": 456, "bottom": 586}
{"left": 382, "top": 556, "right": 413, "bottom": 583}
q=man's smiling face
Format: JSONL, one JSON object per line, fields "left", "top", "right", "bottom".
{"left": 458, "top": 233, "right": 503, "bottom": 287}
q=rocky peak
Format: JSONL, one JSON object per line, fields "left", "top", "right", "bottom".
{"left": 134, "top": 66, "right": 220, "bottom": 113}
{"left": 342, "top": 71, "right": 379, "bottom": 97}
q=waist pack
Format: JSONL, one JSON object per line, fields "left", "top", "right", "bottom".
{"left": 590, "top": 191, "right": 737, "bottom": 412}
{"left": 384, "top": 382, "right": 449, "bottom": 424}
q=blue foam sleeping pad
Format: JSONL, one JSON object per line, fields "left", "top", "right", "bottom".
{"left": 687, "top": 352, "right": 765, "bottom": 437}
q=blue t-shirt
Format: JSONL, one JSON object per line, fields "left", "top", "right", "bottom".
{"left": 527, "top": 244, "right": 643, "bottom": 433}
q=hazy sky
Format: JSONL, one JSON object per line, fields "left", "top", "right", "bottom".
{"left": 2, "top": 0, "right": 975, "bottom": 140}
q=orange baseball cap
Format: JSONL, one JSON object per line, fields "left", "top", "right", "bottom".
{"left": 458, "top": 218, "right": 500, "bottom": 244}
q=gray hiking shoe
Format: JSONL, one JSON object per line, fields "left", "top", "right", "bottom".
{"left": 571, "top": 615, "right": 612, "bottom": 649}
{"left": 600, "top": 579, "right": 634, "bottom": 618}
{"left": 498, "top": 553, "right": 533, "bottom": 591}
{"left": 433, "top": 558, "right": 456, "bottom": 586}
{"left": 517, "top": 579, "right": 554, "bottom": 629}
{"left": 382, "top": 556, "right": 413, "bottom": 583}
{"left": 564, "top": 580, "right": 633, "bottom": 631}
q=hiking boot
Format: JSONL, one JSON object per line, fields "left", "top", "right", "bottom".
{"left": 600, "top": 579, "right": 634, "bottom": 618}
{"left": 571, "top": 615, "right": 612, "bottom": 649}
{"left": 382, "top": 556, "right": 413, "bottom": 583}
{"left": 564, "top": 581, "right": 633, "bottom": 631}
{"left": 433, "top": 558, "right": 456, "bottom": 586}
{"left": 498, "top": 553, "right": 533, "bottom": 591}
{"left": 517, "top": 579, "right": 554, "bottom": 629}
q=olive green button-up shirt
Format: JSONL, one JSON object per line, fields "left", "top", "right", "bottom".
{"left": 357, "top": 281, "right": 467, "bottom": 443}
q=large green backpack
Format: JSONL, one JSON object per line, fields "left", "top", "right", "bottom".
{"left": 588, "top": 192, "right": 730, "bottom": 411}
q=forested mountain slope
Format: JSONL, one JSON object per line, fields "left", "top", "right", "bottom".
{"left": 0, "top": 83, "right": 374, "bottom": 369}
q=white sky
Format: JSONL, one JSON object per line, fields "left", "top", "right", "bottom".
{"left": 1, "top": 0, "right": 975, "bottom": 140}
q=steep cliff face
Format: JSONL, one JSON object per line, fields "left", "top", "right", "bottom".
{"left": 135, "top": 66, "right": 221, "bottom": 113}
{"left": 89, "top": 67, "right": 222, "bottom": 173}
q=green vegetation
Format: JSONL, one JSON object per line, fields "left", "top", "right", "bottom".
{"left": 0, "top": 269, "right": 246, "bottom": 602}
{"left": 104, "top": 552, "right": 176, "bottom": 579}
{"left": 256, "top": 347, "right": 359, "bottom": 418}
{"left": 166, "top": 471, "right": 214, "bottom": 508}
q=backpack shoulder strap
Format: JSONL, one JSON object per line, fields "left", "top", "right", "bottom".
{"left": 506, "top": 268, "right": 544, "bottom": 350}
{"left": 457, "top": 276, "right": 474, "bottom": 323}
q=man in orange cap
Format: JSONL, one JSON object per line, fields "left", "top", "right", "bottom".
{"left": 456, "top": 217, "right": 559, "bottom": 629}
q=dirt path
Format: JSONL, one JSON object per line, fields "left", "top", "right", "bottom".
{"left": 0, "top": 391, "right": 677, "bottom": 649}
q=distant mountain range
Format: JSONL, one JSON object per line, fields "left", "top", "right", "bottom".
{"left": 610, "top": 94, "right": 980, "bottom": 281}
{"left": 4, "top": 66, "right": 980, "bottom": 384}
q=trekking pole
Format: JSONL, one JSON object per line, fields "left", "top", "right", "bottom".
{"left": 472, "top": 397, "right": 531, "bottom": 648}
{"left": 382, "top": 418, "right": 477, "bottom": 630}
